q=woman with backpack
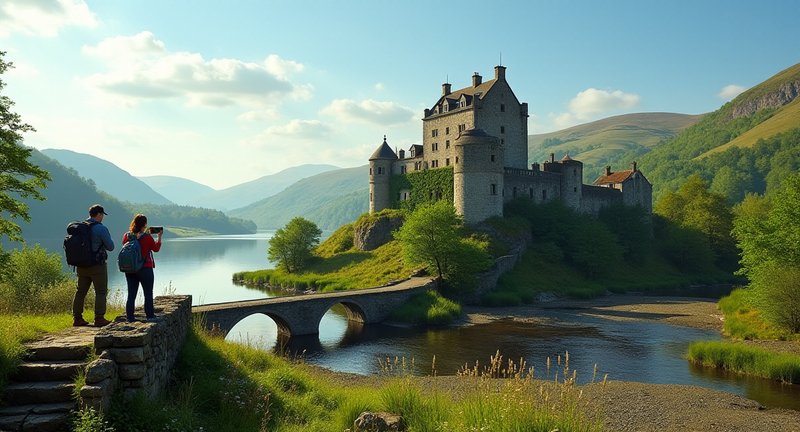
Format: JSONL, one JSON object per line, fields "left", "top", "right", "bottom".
{"left": 121, "top": 214, "right": 163, "bottom": 322}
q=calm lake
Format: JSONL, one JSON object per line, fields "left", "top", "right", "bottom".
{"left": 105, "top": 232, "right": 799, "bottom": 411}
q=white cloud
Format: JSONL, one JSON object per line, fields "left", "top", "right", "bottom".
{"left": 263, "top": 119, "right": 332, "bottom": 140}
{"left": 551, "top": 88, "right": 641, "bottom": 130}
{"left": 321, "top": 99, "right": 415, "bottom": 126}
{"left": 718, "top": 84, "right": 747, "bottom": 101}
{"left": 374, "top": 82, "right": 385, "bottom": 91}
{"left": 0, "top": 0, "right": 96, "bottom": 37}
{"left": 6, "top": 60, "right": 40, "bottom": 78}
{"left": 81, "top": 31, "right": 310, "bottom": 108}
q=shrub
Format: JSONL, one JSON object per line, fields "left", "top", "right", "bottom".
{"left": 0, "top": 245, "right": 74, "bottom": 313}
{"left": 391, "top": 290, "right": 461, "bottom": 325}
{"left": 753, "top": 265, "right": 800, "bottom": 333}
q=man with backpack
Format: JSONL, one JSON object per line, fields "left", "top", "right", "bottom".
{"left": 70, "top": 204, "right": 115, "bottom": 327}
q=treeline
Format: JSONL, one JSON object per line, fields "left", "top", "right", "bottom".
{"left": 129, "top": 203, "right": 256, "bottom": 235}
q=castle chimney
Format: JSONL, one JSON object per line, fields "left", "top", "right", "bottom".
{"left": 442, "top": 82, "right": 451, "bottom": 96}
{"left": 631, "top": 161, "right": 638, "bottom": 172}
{"left": 605, "top": 166, "right": 612, "bottom": 176}
{"left": 472, "top": 72, "right": 482, "bottom": 87}
{"left": 549, "top": 153, "right": 555, "bottom": 163}
{"left": 494, "top": 65, "right": 506, "bottom": 81}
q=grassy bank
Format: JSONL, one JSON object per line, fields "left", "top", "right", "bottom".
{"left": 235, "top": 240, "right": 416, "bottom": 292}
{"left": 78, "top": 324, "right": 602, "bottom": 432}
{"left": 687, "top": 341, "right": 800, "bottom": 384}
{"left": 390, "top": 290, "right": 461, "bottom": 325}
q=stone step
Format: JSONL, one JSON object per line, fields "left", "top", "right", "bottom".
{"left": 2, "top": 381, "right": 75, "bottom": 405}
{"left": 23, "top": 327, "right": 97, "bottom": 362}
{"left": 13, "top": 361, "right": 86, "bottom": 382}
{"left": 0, "top": 410, "right": 71, "bottom": 432}
{"left": 0, "top": 401, "right": 75, "bottom": 416}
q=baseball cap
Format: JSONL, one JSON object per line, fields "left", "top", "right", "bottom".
{"left": 89, "top": 204, "right": 108, "bottom": 216}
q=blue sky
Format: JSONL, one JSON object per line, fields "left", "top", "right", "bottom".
{"left": 2, "top": 0, "right": 798, "bottom": 188}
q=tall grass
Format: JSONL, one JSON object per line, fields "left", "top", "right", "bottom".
{"left": 86, "top": 322, "right": 602, "bottom": 431}
{"left": 687, "top": 341, "right": 800, "bottom": 384}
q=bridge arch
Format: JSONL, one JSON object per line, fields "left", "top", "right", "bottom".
{"left": 227, "top": 310, "right": 294, "bottom": 338}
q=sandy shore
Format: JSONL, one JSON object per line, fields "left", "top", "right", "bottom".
{"left": 309, "top": 295, "right": 800, "bottom": 431}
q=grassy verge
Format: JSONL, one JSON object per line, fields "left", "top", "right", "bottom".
{"left": 717, "top": 288, "right": 791, "bottom": 340}
{"left": 687, "top": 341, "right": 800, "bottom": 384}
{"left": 485, "top": 243, "right": 724, "bottom": 306}
{"left": 390, "top": 290, "right": 462, "bottom": 325}
{"left": 77, "top": 324, "right": 601, "bottom": 432}
{"left": 234, "top": 240, "right": 416, "bottom": 292}
{"left": 0, "top": 313, "right": 74, "bottom": 390}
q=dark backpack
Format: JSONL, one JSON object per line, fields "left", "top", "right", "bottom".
{"left": 64, "top": 221, "right": 102, "bottom": 267}
{"left": 118, "top": 232, "right": 145, "bottom": 273}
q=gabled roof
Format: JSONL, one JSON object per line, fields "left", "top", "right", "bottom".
{"left": 369, "top": 137, "right": 398, "bottom": 160}
{"left": 431, "top": 79, "right": 497, "bottom": 111}
{"left": 593, "top": 170, "right": 634, "bottom": 185}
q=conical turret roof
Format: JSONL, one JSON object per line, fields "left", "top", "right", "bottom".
{"left": 369, "top": 136, "right": 398, "bottom": 160}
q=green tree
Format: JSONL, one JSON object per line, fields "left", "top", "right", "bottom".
{"left": 267, "top": 217, "right": 322, "bottom": 273}
{"left": 733, "top": 175, "right": 800, "bottom": 332}
{"left": 0, "top": 51, "right": 50, "bottom": 245}
{"left": 394, "top": 201, "right": 491, "bottom": 288}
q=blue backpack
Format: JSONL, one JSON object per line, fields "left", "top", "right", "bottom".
{"left": 118, "top": 232, "right": 145, "bottom": 273}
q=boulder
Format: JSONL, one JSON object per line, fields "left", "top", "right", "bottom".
{"left": 353, "top": 411, "right": 405, "bottom": 432}
{"left": 353, "top": 212, "right": 404, "bottom": 251}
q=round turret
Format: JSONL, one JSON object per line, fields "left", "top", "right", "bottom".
{"left": 560, "top": 154, "right": 583, "bottom": 210}
{"left": 453, "top": 128, "right": 503, "bottom": 224}
{"left": 369, "top": 136, "right": 397, "bottom": 213}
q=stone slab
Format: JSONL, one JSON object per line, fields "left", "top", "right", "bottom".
{"left": 3, "top": 381, "right": 75, "bottom": 405}
{"left": 14, "top": 360, "right": 86, "bottom": 382}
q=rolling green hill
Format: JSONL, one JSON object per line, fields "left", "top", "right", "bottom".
{"left": 41, "top": 149, "right": 173, "bottom": 205}
{"left": 230, "top": 166, "right": 368, "bottom": 230}
{"left": 624, "top": 62, "right": 800, "bottom": 202}
{"left": 528, "top": 112, "right": 703, "bottom": 171}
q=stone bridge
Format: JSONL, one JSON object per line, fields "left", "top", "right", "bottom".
{"left": 192, "top": 277, "right": 436, "bottom": 337}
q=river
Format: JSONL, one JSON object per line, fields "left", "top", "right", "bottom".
{"left": 106, "top": 232, "right": 799, "bottom": 411}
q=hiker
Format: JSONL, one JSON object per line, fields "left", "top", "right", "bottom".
{"left": 72, "top": 204, "right": 115, "bottom": 327}
{"left": 121, "top": 214, "right": 163, "bottom": 322}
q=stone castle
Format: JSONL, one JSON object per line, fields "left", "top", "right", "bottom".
{"left": 368, "top": 65, "right": 652, "bottom": 224}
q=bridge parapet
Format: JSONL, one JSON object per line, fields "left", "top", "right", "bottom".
{"left": 193, "top": 277, "right": 436, "bottom": 337}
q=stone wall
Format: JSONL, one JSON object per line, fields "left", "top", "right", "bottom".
{"left": 80, "top": 295, "right": 192, "bottom": 410}
{"left": 462, "top": 235, "right": 529, "bottom": 305}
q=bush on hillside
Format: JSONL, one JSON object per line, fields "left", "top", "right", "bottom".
{"left": 0, "top": 245, "right": 76, "bottom": 313}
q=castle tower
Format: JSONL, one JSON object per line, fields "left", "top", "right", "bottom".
{"left": 369, "top": 136, "right": 397, "bottom": 213}
{"left": 454, "top": 129, "right": 504, "bottom": 224}
{"left": 559, "top": 154, "right": 583, "bottom": 210}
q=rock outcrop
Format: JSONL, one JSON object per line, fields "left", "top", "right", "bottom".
{"left": 353, "top": 212, "right": 404, "bottom": 251}
{"left": 730, "top": 80, "right": 800, "bottom": 120}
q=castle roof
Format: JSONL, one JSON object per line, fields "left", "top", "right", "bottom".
{"left": 430, "top": 79, "right": 497, "bottom": 111}
{"left": 369, "top": 136, "right": 398, "bottom": 160}
{"left": 593, "top": 170, "right": 634, "bottom": 185}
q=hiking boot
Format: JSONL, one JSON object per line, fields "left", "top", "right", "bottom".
{"left": 94, "top": 317, "right": 112, "bottom": 327}
{"left": 73, "top": 317, "right": 90, "bottom": 327}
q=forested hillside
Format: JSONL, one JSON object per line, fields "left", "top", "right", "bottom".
{"left": 230, "top": 166, "right": 367, "bottom": 230}
{"left": 615, "top": 63, "right": 800, "bottom": 202}
{"left": 41, "top": 149, "right": 173, "bottom": 205}
{"left": 528, "top": 112, "right": 702, "bottom": 179}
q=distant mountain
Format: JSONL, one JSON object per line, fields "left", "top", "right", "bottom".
{"left": 528, "top": 112, "right": 702, "bottom": 173}
{"left": 628, "top": 62, "right": 800, "bottom": 202}
{"left": 41, "top": 149, "right": 173, "bottom": 205}
{"left": 229, "top": 166, "right": 368, "bottom": 230}
{"left": 138, "top": 175, "right": 216, "bottom": 206}
{"left": 189, "top": 164, "right": 339, "bottom": 211}
{"left": 8, "top": 150, "right": 256, "bottom": 255}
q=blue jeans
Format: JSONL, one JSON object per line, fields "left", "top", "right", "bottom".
{"left": 125, "top": 267, "right": 155, "bottom": 321}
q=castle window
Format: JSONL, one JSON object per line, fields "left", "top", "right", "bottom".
{"left": 513, "top": 187, "right": 517, "bottom": 198}
{"left": 369, "top": 167, "right": 373, "bottom": 175}
{"left": 490, "top": 155, "right": 495, "bottom": 162}
{"left": 377, "top": 167, "right": 384, "bottom": 175}
{"left": 400, "top": 165, "right": 407, "bottom": 174}
{"left": 370, "top": 192, "right": 373, "bottom": 202}
{"left": 500, "top": 104, "right": 505, "bottom": 112}
{"left": 460, "top": 101, "right": 465, "bottom": 107}
{"left": 574, "top": 187, "right": 577, "bottom": 192}
{"left": 458, "top": 124, "right": 466, "bottom": 133}
{"left": 500, "top": 126, "right": 505, "bottom": 134}
{"left": 490, "top": 184, "right": 497, "bottom": 195}
{"left": 432, "top": 129, "right": 438, "bottom": 137}
{"left": 445, "top": 140, "right": 450, "bottom": 149}
{"left": 529, "top": 188, "right": 534, "bottom": 198}
{"left": 446, "top": 158, "right": 450, "bottom": 166}
{"left": 456, "top": 157, "right": 459, "bottom": 164}
{"left": 501, "top": 139, "right": 504, "bottom": 145}
{"left": 542, "top": 190, "right": 547, "bottom": 201}
{"left": 446, "top": 127, "right": 450, "bottom": 135}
